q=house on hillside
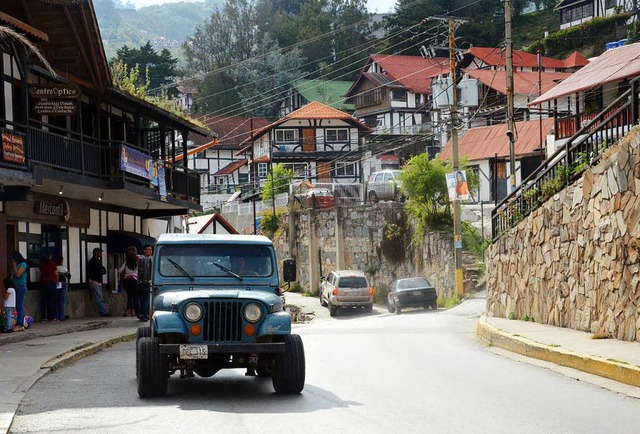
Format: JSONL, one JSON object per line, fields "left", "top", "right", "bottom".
{"left": 0, "top": 1, "right": 208, "bottom": 317}
{"left": 529, "top": 41, "right": 640, "bottom": 153}
{"left": 461, "top": 46, "right": 589, "bottom": 73}
{"left": 344, "top": 54, "right": 449, "bottom": 136}
{"left": 174, "top": 115, "right": 270, "bottom": 210}
{"left": 279, "top": 79, "right": 354, "bottom": 117}
{"left": 237, "top": 101, "right": 371, "bottom": 197}
{"left": 438, "top": 119, "right": 555, "bottom": 202}
{"left": 556, "top": 0, "right": 639, "bottom": 29}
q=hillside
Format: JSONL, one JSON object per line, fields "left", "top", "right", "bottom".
{"left": 95, "top": 0, "right": 223, "bottom": 59}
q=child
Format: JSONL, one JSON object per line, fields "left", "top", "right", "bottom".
{"left": 2, "top": 277, "right": 16, "bottom": 333}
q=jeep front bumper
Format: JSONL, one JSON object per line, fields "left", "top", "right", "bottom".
{"left": 159, "top": 342, "right": 285, "bottom": 355}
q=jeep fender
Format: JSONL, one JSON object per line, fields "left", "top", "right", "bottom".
{"left": 152, "top": 311, "right": 188, "bottom": 335}
{"left": 257, "top": 310, "right": 291, "bottom": 336}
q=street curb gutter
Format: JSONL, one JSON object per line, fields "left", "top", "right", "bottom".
{"left": 477, "top": 316, "right": 640, "bottom": 388}
{"left": 41, "top": 333, "right": 136, "bottom": 372}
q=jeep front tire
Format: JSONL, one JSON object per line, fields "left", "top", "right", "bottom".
{"left": 272, "top": 334, "right": 305, "bottom": 394}
{"left": 137, "top": 336, "right": 168, "bottom": 398}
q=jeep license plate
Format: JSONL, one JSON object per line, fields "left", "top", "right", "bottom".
{"left": 179, "top": 345, "right": 208, "bottom": 359}
{"left": 413, "top": 291, "right": 422, "bottom": 296}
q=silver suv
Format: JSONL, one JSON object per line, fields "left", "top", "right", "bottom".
{"left": 367, "top": 170, "right": 402, "bottom": 202}
{"left": 320, "top": 270, "right": 373, "bottom": 317}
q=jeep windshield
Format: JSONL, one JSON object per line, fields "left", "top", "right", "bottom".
{"left": 158, "top": 245, "right": 274, "bottom": 278}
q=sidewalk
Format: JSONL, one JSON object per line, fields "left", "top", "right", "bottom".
{"left": 478, "top": 315, "right": 640, "bottom": 388}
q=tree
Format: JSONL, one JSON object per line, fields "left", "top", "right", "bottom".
{"left": 235, "top": 37, "right": 304, "bottom": 118}
{"left": 398, "top": 153, "right": 451, "bottom": 224}
{"left": 191, "top": 72, "right": 242, "bottom": 115}
{"left": 111, "top": 42, "right": 180, "bottom": 91}
{"left": 262, "top": 164, "right": 294, "bottom": 201}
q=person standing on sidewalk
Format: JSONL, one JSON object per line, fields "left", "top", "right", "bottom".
{"left": 137, "top": 245, "right": 153, "bottom": 322}
{"left": 56, "top": 256, "right": 71, "bottom": 321}
{"left": 39, "top": 251, "right": 58, "bottom": 322}
{"left": 87, "top": 248, "right": 110, "bottom": 317}
{"left": 9, "top": 251, "right": 28, "bottom": 331}
{"left": 118, "top": 246, "right": 139, "bottom": 317}
{"left": 2, "top": 277, "right": 16, "bottom": 332}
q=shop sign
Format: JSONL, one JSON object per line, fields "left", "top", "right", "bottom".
{"left": 1, "top": 129, "right": 26, "bottom": 165}
{"left": 30, "top": 84, "right": 80, "bottom": 116}
{"left": 35, "top": 200, "right": 70, "bottom": 222}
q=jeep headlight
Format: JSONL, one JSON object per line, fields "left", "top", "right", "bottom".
{"left": 184, "top": 302, "right": 203, "bottom": 322}
{"left": 244, "top": 303, "right": 262, "bottom": 323}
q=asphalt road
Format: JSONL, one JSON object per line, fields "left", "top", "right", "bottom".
{"left": 11, "top": 300, "right": 640, "bottom": 433}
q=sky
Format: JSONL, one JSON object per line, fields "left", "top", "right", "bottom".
{"left": 124, "top": 0, "right": 395, "bottom": 14}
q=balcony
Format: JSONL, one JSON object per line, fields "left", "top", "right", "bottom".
{"left": 1, "top": 119, "right": 199, "bottom": 205}
{"left": 372, "top": 124, "right": 431, "bottom": 135}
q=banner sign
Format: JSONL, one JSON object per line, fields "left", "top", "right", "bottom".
{"left": 121, "top": 144, "right": 154, "bottom": 179}
{"left": 1, "top": 129, "right": 26, "bottom": 165}
{"left": 35, "top": 199, "right": 70, "bottom": 222}
{"left": 121, "top": 145, "right": 167, "bottom": 199}
{"left": 446, "top": 170, "right": 470, "bottom": 202}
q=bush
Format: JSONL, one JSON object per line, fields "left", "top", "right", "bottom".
{"left": 260, "top": 207, "right": 286, "bottom": 239}
{"left": 461, "top": 222, "right": 488, "bottom": 259}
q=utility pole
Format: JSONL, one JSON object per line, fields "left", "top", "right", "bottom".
{"left": 505, "top": 0, "right": 516, "bottom": 193}
{"left": 449, "top": 18, "right": 464, "bottom": 300}
{"left": 251, "top": 117, "right": 257, "bottom": 234}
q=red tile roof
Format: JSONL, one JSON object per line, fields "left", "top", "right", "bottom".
{"left": 368, "top": 54, "right": 449, "bottom": 94}
{"left": 465, "top": 69, "right": 571, "bottom": 96}
{"left": 213, "top": 160, "right": 247, "bottom": 176}
{"left": 192, "top": 115, "right": 270, "bottom": 148}
{"left": 563, "top": 51, "right": 589, "bottom": 68}
{"left": 438, "top": 118, "right": 554, "bottom": 161}
{"left": 466, "top": 47, "right": 578, "bottom": 70}
{"left": 531, "top": 42, "right": 640, "bottom": 105}
{"left": 251, "top": 155, "right": 271, "bottom": 164}
{"left": 241, "top": 101, "right": 370, "bottom": 145}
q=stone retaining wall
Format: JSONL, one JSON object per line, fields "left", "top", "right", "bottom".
{"left": 274, "top": 202, "right": 479, "bottom": 299}
{"left": 486, "top": 127, "right": 640, "bottom": 341}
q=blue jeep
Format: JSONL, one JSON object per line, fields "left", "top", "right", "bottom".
{"left": 136, "top": 234, "right": 303, "bottom": 398}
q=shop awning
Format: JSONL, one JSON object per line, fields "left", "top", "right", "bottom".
{"left": 107, "top": 231, "right": 156, "bottom": 255}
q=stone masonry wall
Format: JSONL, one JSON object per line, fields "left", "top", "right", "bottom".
{"left": 486, "top": 127, "right": 640, "bottom": 341}
{"left": 274, "top": 202, "right": 478, "bottom": 299}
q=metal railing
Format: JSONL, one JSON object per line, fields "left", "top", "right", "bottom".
{"left": 492, "top": 77, "right": 640, "bottom": 240}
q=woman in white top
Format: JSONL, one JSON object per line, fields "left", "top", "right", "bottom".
{"left": 118, "top": 246, "right": 139, "bottom": 317}
{"left": 56, "top": 256, "right": 71, "bottom": 321}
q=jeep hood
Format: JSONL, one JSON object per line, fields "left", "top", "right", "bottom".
{"left": 154, "top": 289, "right": 283, "bottom": 310}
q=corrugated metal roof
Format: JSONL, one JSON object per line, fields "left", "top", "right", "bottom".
{"left": 438, "top": 118, "right": 555, "bottom": 161}
{"left": 465, "top": 69, "right": 571, "bottom": 96}
{"left": 530, "top": 42, "right": 640, "bottom": 105}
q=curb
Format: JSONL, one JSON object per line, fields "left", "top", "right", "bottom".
{"left": 0, "top": 320, "right": 109, "bottom": 347}
{"left": 41, "top": 333, "right": 136, "bottom": 372}
{"left": 477, "top": 316, "right": 640, "bottom": 388}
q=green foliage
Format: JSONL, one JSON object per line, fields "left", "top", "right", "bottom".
{"left": 541, "top": 164, "right": 570, "bottom": 200}
{"left": 260, "top": 207, "right": 286, "bottom": 239}
{"left": 437, "top": 293, "right": 461, "bottom": 309}
{"left": 628, "top": 20, "right": 640, "bottom": 43}
{"left": 398, "top": 154, "right": 451, "bottom": 227}
{"left": 111, "top": 42, "right": 181, "bottom": 91}
{"left": 531, "top": 13, "right": 631, "bottom": 56}
{"left": 508, "top": 312, "right": 515, "bottom": 320}
{"left": 381, "top": 220, "right": 408, "bottom": 263}
{"left": 111, "top": 60, "right": 150, "bottom": 98}
{"left": 374, "top": 286, "right": 388, "bottom": 305}
{"left": 512, "top": 9, "right": 559, "bottom": 50}
{"left": 262, "top": 164, "right": 295, "bottom": 201}
{"left": 461, "top": 222, "right": 488, "bottom": 260}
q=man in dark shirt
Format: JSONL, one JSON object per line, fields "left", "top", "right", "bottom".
{"left": 137, "top": 244, "right": 153, "bottom": 322}
{"left": 87, "top": 247, "right": 110, "bottom": 317}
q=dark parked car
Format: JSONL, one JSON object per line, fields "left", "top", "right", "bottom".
{"left": 387, "top": 277, "right": 437, "bottom": 315}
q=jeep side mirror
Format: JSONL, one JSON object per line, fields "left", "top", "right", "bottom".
{"left": 283, "top": 258, "right": 296, "bottom": 282}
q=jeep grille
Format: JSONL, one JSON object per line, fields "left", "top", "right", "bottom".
{"left": 202, "top": 301, "right": 243, "bottom": 342}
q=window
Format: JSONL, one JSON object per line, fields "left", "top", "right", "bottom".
{"left": 275, "top": 129, "right": 297, "bottom": 142}
{"left": 281, "top": 163, "right": 308, "bottom": 178}
{"left": 258, "top": 163, "right": 268, "bottom": 178}
{"left": 605, "top": 0, "right": 616, "bottom": 9}
{"left": 334, "top": 162, "right": 356, "bottom": 177}
{"left": 326, "top": 128, "right": 349, "bottom": 142}
{"left": 391, "top": 90, "right": 407, "bottom": 101}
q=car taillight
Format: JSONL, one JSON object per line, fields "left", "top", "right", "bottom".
{"left": 369, "top": 287, "right": 374, "bottom": 295}
{"left": 332, "top": 288, "right": 338, "bottom": 295}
